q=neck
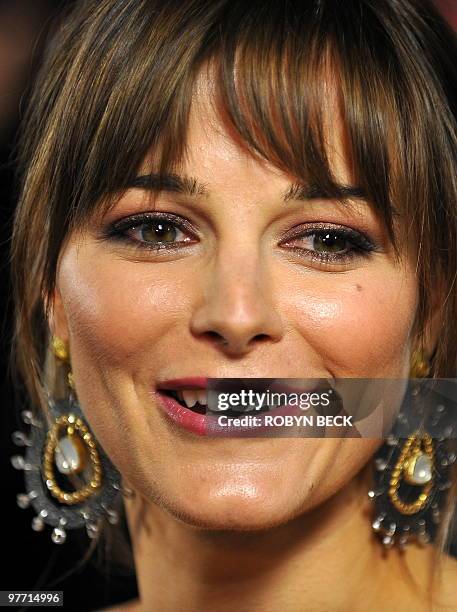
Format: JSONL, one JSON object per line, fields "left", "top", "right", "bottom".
{"left": 123, "top": 466, "right": 433, "bottom": 611}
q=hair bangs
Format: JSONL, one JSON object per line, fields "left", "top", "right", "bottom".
{"left": 192, "top": 0, "right": 457, "bottom": 354}
{"left": 11, "top": 0, "right": 457, "bottom": 413}
{"left": 202, "top": 2, "right": 424, "bottom": 260}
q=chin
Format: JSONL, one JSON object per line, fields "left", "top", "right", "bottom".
{"left": 155, "top": 481, "right": 303, "bottom": 531}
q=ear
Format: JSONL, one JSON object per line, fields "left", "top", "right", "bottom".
{"left": 423, "top": 306, "right": 442, "bottom": 359}
{"left": 48, "top": 287, "right": 70, "bottom": 344}
{"left": 422, "top": 279, "right": 446, "bottom": 359}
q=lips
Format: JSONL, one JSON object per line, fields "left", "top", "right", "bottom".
{"left": 154, "top": 377, "right": 336, "bottom": 436}
{"left": 154, "top": 389, "right": 301, "bottom": 437}
{"left": 154, "top": 390, "right": 207, "bottom": 435}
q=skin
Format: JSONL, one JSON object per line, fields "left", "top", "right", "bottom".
{"left": 50, "top": 72, "right": 455, "bottom": 610}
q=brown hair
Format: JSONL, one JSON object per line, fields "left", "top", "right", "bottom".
{"left": 10, "top": 0, "right": 457, "bottom": 591}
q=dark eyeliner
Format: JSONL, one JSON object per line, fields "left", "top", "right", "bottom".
{"left": 279, "top": 223, "right": 379, "bottom": 264}
{"left": 102, "top": 212, "right": 197, "bottom": 251}
{"left": 101, "top": 213, "right": 379, "bottom": 264}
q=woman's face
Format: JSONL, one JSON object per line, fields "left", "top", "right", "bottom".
{"left": 51, "top": 76, "right": 420, "bottom": 530}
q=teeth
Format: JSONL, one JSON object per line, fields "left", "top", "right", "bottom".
{"left": 180, "top": 389, "right": 207, "bottom": 408}
{"left": 182, "top": 390, "right": 198, "bottom": 408}
{"left": 197, "top": 390, "right": 207, "bottom": 406}
{"left": 168, "top": 389, "right": 286, "bottom": 412}
{"left": 164, "top": 389, "right": 208, "bottom": 408}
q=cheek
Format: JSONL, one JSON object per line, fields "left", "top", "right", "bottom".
{"left": 58, "top": 250, "right": 187, "bottom": 367}
{"left": 281, "top": 265, "right": 417, "bottom": 375}
{"left": 59, "top": 244, "right": 417, "bottom": 380}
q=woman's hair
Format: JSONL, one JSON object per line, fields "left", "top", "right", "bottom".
{"left": 9, "top": 0, "right": 457, "bottom": 578}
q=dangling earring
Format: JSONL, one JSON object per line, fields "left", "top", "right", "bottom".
{"left": 368, "top": 349, "right": 456, "bottom": 549}
{"left": 11, "top": 336, "right": 133, "bottom": 544}
{"left": 409, "top": 348, "right": 431, "bottom": 378}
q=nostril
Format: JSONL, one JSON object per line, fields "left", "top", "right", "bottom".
{"left": 206, "top": 331, "right": 224, "bottom": 340}
{"left": 203, "top": 331, "right": 229, "bottom": 346}
{"left": 204, "top": 331, "right": 272, "bottom": 348}
{"left": 253, "top": 333, "right": 270, "bottom": 342}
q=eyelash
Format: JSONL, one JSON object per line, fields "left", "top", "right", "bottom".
{"left": 102, "top": 212, "right": 378, "bottom": 264}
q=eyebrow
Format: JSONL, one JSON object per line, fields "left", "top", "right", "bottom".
{"left": 127, "top": 173, "right": 367, "bottom": 202}
{"left": 127, "top": 173, "right": 208, "bottom": 196}
{"left": 283, "top": 183, "right": 367, "bottom": 201}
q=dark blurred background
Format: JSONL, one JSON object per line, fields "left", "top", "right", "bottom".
{"left": 0, "top": 2, "right": 137, "bottom": 610}
{"left": 0, "top": 1, "right": 456, "bottom": 611}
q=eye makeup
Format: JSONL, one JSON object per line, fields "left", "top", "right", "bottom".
{"left": 99, "top": 210, "right": 381, "bottom": 265}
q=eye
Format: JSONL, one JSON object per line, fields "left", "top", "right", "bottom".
{"left": 280, "top": 223, "right": 378, "bottom": 264}
{"left": 305, "top": 231, "right": 348, "bottom": 253}
{"left": 104, "top": 212, "right": 196, "bottom": 251}
{"left": 131, "top": 220, "right": 187, "bottom": 246}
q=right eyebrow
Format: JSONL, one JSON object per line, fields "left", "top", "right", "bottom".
{"left": 127, "top": 172, "right": 367, "bottom": 203}
{"left": 126, "top": 173, "right": 208, "bottom": 197}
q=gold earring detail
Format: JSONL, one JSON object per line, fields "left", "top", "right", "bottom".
{"left": 52, "top": 335, "right": 69, "bottom": 362}
{"left": 43, "top": 413, "right": 102, "bottom": 505}
{"left": 67, "top": 371, "right": 75, "bottom": 390}
{"left": 13, "top": 337, "right": 124, "bottom": 544}
{"left": 51, "top": 335, "right": 76, "bottom": 392}
{"left": 388, "top": 430, "right": 434, "bottom": 515}
{"left": 409, "top": 349, "right": 430, "bottom": 378}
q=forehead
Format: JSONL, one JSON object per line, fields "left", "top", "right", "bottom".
{"left": 92, "top": 49, "right": 399, "bottom": 256}
{"left": 122, "top": 67, "right": 394, "bottom": 247}
{"left": 143, "top": 64, "right": 353, "bottom": 190}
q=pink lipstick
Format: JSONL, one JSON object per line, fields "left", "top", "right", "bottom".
{"left": 154, "top": 378, "right": 336, "bottom": 437}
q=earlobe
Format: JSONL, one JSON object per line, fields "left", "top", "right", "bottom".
{"left": 48, "top": 287, "right": 70, "bottom": 343}
{"left": 426, "top": 306, "right": 443, "bottom": 357}
{"left": 420, "top": 284, "right": 446, "bottom": 363}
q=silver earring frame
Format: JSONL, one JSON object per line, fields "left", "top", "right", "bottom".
{"left": 368, "top": 378, "right": 456, "bottom": 549}
{"left": 11, "top": 393, "right": 132, "bottom": 544}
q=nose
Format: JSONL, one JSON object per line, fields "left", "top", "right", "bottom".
{"left": 189, "top": 251, "right": 284, "bottom": 356}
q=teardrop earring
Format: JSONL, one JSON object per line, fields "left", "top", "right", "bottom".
{"left": 367, "top": 350, "right": 456, "bottom": 549}
{"left": 11, "top": 336, "right": 133, "bottom": 544}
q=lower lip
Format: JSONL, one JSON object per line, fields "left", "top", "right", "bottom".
{"left": 155, "top": 392, "right": 207, "bottom": 435}
{"left": 154, "top": 391, "right": 324, "bottom": 437}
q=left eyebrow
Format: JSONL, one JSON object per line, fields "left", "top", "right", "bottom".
{"left": 283, "top": 183, "right": 367, "bottom": 201}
